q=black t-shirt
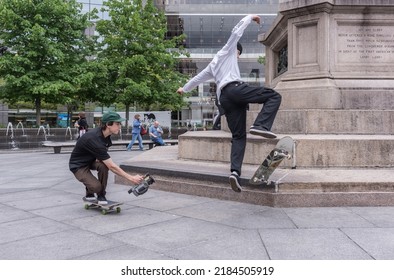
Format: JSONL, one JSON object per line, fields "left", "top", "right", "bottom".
{"left": 77, "top": 118, "right": 88, "bottom": 131}
{"left": 69, "top": 127, "right": 112, "bottom": 172}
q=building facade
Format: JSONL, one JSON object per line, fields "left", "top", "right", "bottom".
{"left": 155, "top": 0, "right": 280, "bottom": 126}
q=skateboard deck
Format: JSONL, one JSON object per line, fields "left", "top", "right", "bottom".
{"left": 249, "top": 136, "right": 294, "bottom": 186}
{"left": 83, "top": 197, "right": 123, "bottom": 215}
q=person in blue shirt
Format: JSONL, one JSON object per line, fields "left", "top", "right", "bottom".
{"left": 127, "top": 114, "right": 144, "bottom": 151}
{"left": 177, "top": 14, "right": 282, "bottom": 193}
{"left": 149, "top": 121, "right": 166, "bottom": 146}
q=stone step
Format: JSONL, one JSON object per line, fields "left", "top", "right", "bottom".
{"left": 117, "top": 145, "right": 394, "bottom": 207}
{"left": 221, "top": 109, "right": 394, "bottom": 135}
{"left": 274, "top": 109, "right": 394, "bottom": 134}
{"left": 261, "top": 79, "right": 394, "bottom": 110}
{"left": 177, "top": 130, "right": 394, "bottom": 168}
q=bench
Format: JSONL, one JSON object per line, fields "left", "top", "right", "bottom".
{"left": 42, "top": 139, "right": 179, "bottom": 154}
{"left": 42, "top": 141, "right": 75, "bottom": 154}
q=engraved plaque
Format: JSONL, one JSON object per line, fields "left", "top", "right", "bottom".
{"left": 337, "top": 22, "right": 394, "bottom": 64}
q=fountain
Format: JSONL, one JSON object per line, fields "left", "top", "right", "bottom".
{"left": 119, "top": 127, "right": 123, "bottom": 140}
{"left": 5, "top": 122, "right": 19, "bottom": 150}
{"left": 37, "top": 125, "right": 48, "bottom": 141}
{"left": 46, "top": 124, "right": 52, "bottom": 136}
{"left": 6, "top": 122, "right": 14, "bottom": 138}
{"left": 167, "top": 124, "right": 172, "bottom": 139}
{"left": 15, "top": 121, "right": 26, "bottom": 136}
{"left": 65, "top": 126, "right": 73, "bottom": 140}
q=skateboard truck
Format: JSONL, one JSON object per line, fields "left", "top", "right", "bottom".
{"left": 274, "top": 149, "right": 291, "bottom": 160}
{"left": 128, "top": 173, "right": 155, "bottom": 196}
{"left": 250, "top": 176, "right": 276, "bottom": 186}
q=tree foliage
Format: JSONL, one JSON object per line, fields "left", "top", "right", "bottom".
{"left": 0, "top": 0, "right": 189, "bottom": 127}
{"left": 95, "top": 0, "right": 188, "bottom": 119}
{"left": 0, "top": 0, "right": 97, "bottom": 124}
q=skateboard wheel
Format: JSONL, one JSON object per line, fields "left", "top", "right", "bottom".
{"left": 84, "top": 204, "right": 89, "bottom": 210}
{"left": 101, "top": 209, "right": 108, "bottom": 215}
{"left": 116, "top": 207, "right": 121, "bottom": 213}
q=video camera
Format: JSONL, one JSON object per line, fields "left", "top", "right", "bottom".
{"left": 128, "top": 173, "right": 155, "bottom": 196}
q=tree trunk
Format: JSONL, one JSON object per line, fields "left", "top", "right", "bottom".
{"left": 67, "top": 104, "right": 72, "bottom": 128}
{"left": 35, "top": 97, "right": 41, "bottom": 127}
{"left": 125, "top": 103, "right": 130, "bottom": 134}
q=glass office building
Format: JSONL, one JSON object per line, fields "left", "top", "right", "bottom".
{"left": 81, "top": 0, "right": 280, "bottom": 126}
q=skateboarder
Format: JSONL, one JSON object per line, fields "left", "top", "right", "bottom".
{"left": 69, "top": 111, "right": 144, "bottom": 205}
{"left": 177, "top": 14, "right": 282, "bottom": 192}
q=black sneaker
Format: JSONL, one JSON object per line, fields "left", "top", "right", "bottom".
{"left": 84, "top": 194, "right": 96, "bottom": 202}
{"left": 249, "top": 126, "right": 277, "bottom": 139}
{"left": 229, "top": 171, "right": 242, "bottom": 192}
{"left": 97, "top": 195, "right": 108, "bottom": 205}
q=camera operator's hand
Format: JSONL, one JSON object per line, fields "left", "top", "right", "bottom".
{"left": 102, "top": 158, "right": 144, "bottom": 185}
{"left": 128, "top": 174, "right": 144, "bottom": 185}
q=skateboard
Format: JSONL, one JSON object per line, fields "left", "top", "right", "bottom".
{"left": 83, "top": 197, "right": 123, "bottom": 215}
{"left": 249, "top": 136, "right": 294, "bottom": 186}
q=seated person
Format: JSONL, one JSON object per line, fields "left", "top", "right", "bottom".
{"left": 149, "top": 121, "right": 166, "bottom": 146}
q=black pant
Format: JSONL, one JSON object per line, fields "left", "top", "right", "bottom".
{"left": 219, "top": 82, "right": 281, "bottom": 175}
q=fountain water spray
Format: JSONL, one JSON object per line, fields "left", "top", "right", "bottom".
{"left": 6, "top": 122, "right": 14, "bottom": 138}
{"left": 37, "top": 125, "right": 48, "bottom": 141}
{"left": 15, "top": 121, "right": 26, "bottom": 136}
{"left": 6, "top": 122, "right": 19, "bottom": 150}
{"left": 65, "top": 126, "right": 73, "bottom": 140}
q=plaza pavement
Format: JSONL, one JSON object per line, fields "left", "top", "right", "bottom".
{"left": 0, "top": 148, "right": 393, "bottom": 260}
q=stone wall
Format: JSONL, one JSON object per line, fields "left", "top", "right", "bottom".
{"left": 261, "top": 0, "right": 394, "bottom": 123}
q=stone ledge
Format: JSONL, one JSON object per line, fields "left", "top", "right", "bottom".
{"left": 177, "top": 131, "right": 394, "bottom": 168}
{"left": 116, "top": 145, "right": 394, "bottom": 207}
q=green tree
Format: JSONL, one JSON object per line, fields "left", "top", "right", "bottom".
{"left": 0, "top": 0, "right": 97, "bottom": 126}
{"left": 96, "top": 0, "right": 188, "bottom": 127}
{"left": 258, "top": 55, "right": 266, "bottom": 65}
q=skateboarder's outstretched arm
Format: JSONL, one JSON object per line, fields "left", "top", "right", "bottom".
{"left": 102, "top": 158, "right": 143, "bottom": 185}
